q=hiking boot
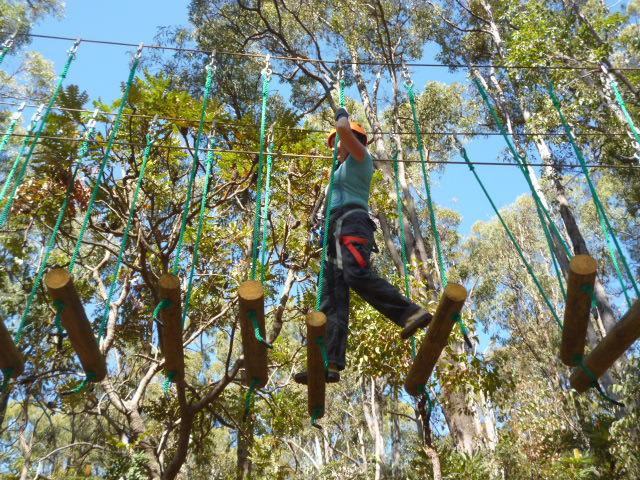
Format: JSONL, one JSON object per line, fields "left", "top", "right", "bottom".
{"left": 401, "top": 308, "right": 433, "bottom": 339}
{"left": 293, "top": 369, "right": 340, "bottom": 385}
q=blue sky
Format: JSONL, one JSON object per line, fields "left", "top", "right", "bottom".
{"left": 8, "top": 0, "right": 531, "bottom": 238}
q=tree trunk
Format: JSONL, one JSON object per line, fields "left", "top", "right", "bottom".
{"left": 236, "top": 419, "right": 254, "bottom": 480}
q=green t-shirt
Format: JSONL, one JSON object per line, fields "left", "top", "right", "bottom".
{"left": 329, "top": 151, "right": 374, "bottom": 212}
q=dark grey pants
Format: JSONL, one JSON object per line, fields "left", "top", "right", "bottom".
{"left": 319, "top": 205, "right": 422, "bottom": 370}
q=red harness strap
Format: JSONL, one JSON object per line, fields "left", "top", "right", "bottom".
{"left": 340, "top": 235, "right": 369, "bottom": 268}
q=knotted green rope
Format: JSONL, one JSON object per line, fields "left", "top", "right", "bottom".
{"left": 315, "top": 335, "right": 329, "bottom": 371}
{"left": 182, "top": 138, "right": 216, "bottom": 327}
{"left": 0, "top": 106, "right": 44, "bottom": 204}
{"left": 310, "top": 405, "right": 324, "bottom": 428}
{"left": 53, "top": 299, "right": 65, "bottom": 335}
{"left": 462, "top": 146, "right": 622, "bottom": 404}
{"left": 13, "top": 122, "right": 97, "bottom": 345}
{"left": 601, "top": 64, "right": 640, "bottom": 149}
{"left": 248, "top": 310, "right": 272, "bottom": 348}
{"left": 547, "top": 81, "right": 639, "bottom": 306}
{"left": 259, "top": 141, "right": 275, "bottom": 284}
{"left": 0, "top": 367, "right": 15, "bottom": 393}
{"left": 69, "top": 51, "right": 142, "bottom": 274}
{"left": 163, "top": 370, "right": 176, "bottom": 394}
{"left": 472, "top": 76, "right": 571, "bottom": 300}
{"left": 392, "top": 150, "right": 417, "bottom": 357}
{"left": 572, "top": 354, "right": 624, "bottom": 407}
{"left": 61, "top": 371, "right": 97, "bottom": 395}
{"left": 404, "top": 79, "right": 472, "bottom": 345}
{"left": 0, "top": 105, "right": 25, "bottom": 156}
{"left": 171, "top": 63, "right": 215, "bottom": 275}
{"left": 98, "top": 128, "right": 157, "bottom": 340}
{"left": 250, "top": 70, "right": 272, "bottom": 281}
{"left": 417, "top": 383, "right": 434, "bottom": 417}
{"left": 316, "top": 76, "right": 345, "bottom": 311}
{"left": 154, "top": 299, "right": 172, "bottom": 324}
{"left": 0, "top": 41, "right": 80, "bottom": 228}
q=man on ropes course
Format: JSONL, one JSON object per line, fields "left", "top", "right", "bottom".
{"left": 295, "top": 107, "right": 433, "bottom": 384}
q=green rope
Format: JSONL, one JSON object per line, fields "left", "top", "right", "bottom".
{"left": 171, "top": 64, "right": 215, "bottom": 275}
{"left": 69, "top": 53, "right": 142, "bottom": 274}
{"left": 0, "top": 108, "right": 23, "bottom": 156}
{"left": 404, "top": 81, "right": 448, "bottom": 288}
{"left": 182, "top": 138, "right": 216, "bottom": 326}
{"left": 0, "top": 43, "right": 79, "bottom": 228}
{"left": 163, "top": 370, "right": 176, "bottom": 393}
{"left": 13, "top": 124, "right": 97, "bottom": 344}
{"left": 243, "top": 377, "right": 259, "bottom": 418}
{"left": 315, "top": 335, "right": 330, "bottom": 371}
{"left": 0, "top": 34, "right": 14, "bottom": 66}
{"left": 310, "top": 405, "right": 324, "bottom": 428}
{"left": 0, "top": 45, "right": 9, "bottom": 66}
{"left": 472, "top": 76, "right": 573, "bottom": 281}
{"left": 316, "top": 77, "right": 345, "bottom": 311}
{"left": 53, "top": 299, "right": 65, "bottom": 335}
{"left": 248, "top": 309, "right": 272, "bottom": 348}
{"left": 154, "top": 299, "right": 172, "bottom": 323}
{"left": 581, "top": 284, "right": 598, "bottom": 309}
{"left": 1, "top": 367, "right": 15, "bottom": 393}
{"left": 417, "top": 383, "right": 434, "bottom": 417}
{"left": 392, "top": 150, "right": 417, "bottom": 357}
{"left": 573, "top": 354, "right": 624, "bottom": 407}
{"left": 460, "top": 147, "right": 564, "bottom": 329}
{"left": 404, "top": 79, "right": 472, "bottom": 345}
{"left": 250, "top": 71, "right": 271, "bottom": 281}
{"left": 602, "top": 65, "right": 640, "bottom": 149}
{"left": 547, "top": 81, "right": 639, "bottom": 305}
{"left": 259, "top": 141, "right": 275, "bottom": 284}
{"left": 98, "top": 128, "right": 157, "bottom": 340}
{"left": 0, "top": 107, "right": 43, "bottom": 204}
{"left": 61, "top": 371, "right": 97, "bottom": 395}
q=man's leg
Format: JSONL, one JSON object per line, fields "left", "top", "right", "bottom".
{"left": 320, "top": 256, "right": 350, "bottom": 372}
{"left": 339, "top": 213, "right": 430, "bottom": 332}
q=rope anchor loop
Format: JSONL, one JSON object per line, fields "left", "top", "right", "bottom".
{"left": 261, "top": 53, "right": 272, "bottom": 80}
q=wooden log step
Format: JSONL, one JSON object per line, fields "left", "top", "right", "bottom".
{"left": 306, "top": 311, "right": 327, "bottom": 419}
{"left": 561, "top": 255, "right": 597, "bottom": 366}
{"left": 44, "top": 268, "right": 107, "bottom": 381}
{"left": 238, "top": 280, "right": 268, "bottom": 388}
{"left": 0, "top": 320, "right": 24, "bottom": 377}
{"left": 570, "top": 299, "right": 640, "bottom": 393}
{"left": 405, "top": 284, "right": 468, "bottom": 397}
{"left": 158, "top": 273, "right": 184, "bottom": 381}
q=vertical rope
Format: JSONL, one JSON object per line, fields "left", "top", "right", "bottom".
{"left": 315, "top": 77, "right": 345, "bottom": 311}
{"left": 250, "top": 69, "right": 271, "bottom": 281}
{"left": 98, "top": 126, "right": 157, "bottom": 340}
{"left": 0, "top": 34, "right": 15, "bottom": 67}
{"left": 0, "top": 104, "right": 25, "bottom": 157}
{"left": 69, "top": 50, "right": 142, "bottom": 273}
{"left": 259, "top": 141, "right": 275, "bottom": 284}
{"left": 547, "top": 81, "right": 639, "bottom": 304}
{"left": 13, "top": 120, "right": 97, "bottom": 344}
{"left": 0, "top": 105, "right": 44, "bottom": 203}
{"left": 182, "top": 137, "right": 216, "bottom": 326}
{"left": 403, "top": 74, "right": 471, "bottom": 345}
{"left": 0, "top": 41, "right": 80, "bottom": 228}
{"left": 171, "top": 63, "right": 215, "bottom": 275}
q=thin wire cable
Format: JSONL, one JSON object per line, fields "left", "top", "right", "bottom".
{"left": 6, "top": 31, "right": 640, "bottom": 71}
{"left": 0, "top": 96, "right": 632, "bottom": 138}
{"left": 0, "top": 130, "right": 637, "bottom": 170}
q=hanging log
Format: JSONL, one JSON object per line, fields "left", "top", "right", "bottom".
{"left": 238, "top": 280, "right": 268, "bottom": 388}
{"left": 0, "top": 320, "right": 24, "bottom": 377}
{"left": 44, "top": 268, "right": 107, "bottom": 381}
{"left": 158, "top": 273, "right": 184, "bottom": 381}
{"left": 561, "top": 255, "right": 597, "bottom": 366}
{"left": 405, "top": 284, "right": 467, "bottom": 397}
{"left": 306, "top": 310, "right": 327, "bottom": 419}
{"left": 570, "top": 299, "right": 640, "bottom": 393}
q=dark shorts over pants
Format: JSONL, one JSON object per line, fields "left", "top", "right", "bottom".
{"left": 319, "top": 204, "right": 422, "bottom": 370}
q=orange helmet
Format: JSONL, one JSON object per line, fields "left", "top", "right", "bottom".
{"left": 327, "top": 121, "right": 368, "bottom": 148}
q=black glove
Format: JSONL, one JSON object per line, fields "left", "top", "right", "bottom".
{"left": 335, "top": 107, "right": 349, "bottom": 121}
